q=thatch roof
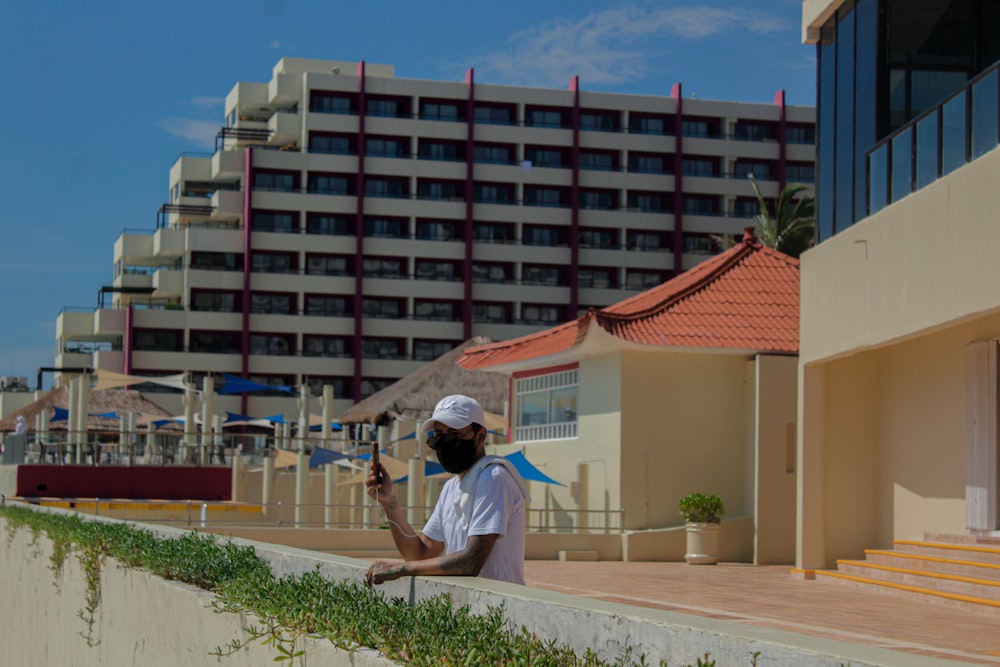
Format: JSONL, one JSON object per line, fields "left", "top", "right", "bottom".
{"left": 0, "top": 386, "right": 175, "bottom": 433}
{"left": 339, "top": 337, "right": 509, "bottom": 426}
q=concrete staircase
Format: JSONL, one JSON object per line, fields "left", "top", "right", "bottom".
{"left": 814, "top": 533, "right": 1000, "bottom": 615}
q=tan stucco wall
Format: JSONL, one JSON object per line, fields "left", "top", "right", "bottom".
{"left": 620, "top": 350, "right": 748, "bottom": 530}
{"left": 754, "top": 355, "right": 798, "bottom": 564}
{"left": 798, "top": 149, "right": 1000, "bottom": 568}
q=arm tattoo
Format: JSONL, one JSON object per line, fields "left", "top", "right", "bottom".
{"left": 441, "top": 534, "right": 498, "bottom": 575}
{"left": 385, "top": 496, "right": 398, "bottom": 510}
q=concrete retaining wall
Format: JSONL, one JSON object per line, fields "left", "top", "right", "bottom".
{"left": 0, "top": 506, "right": 966, "bottom": 667}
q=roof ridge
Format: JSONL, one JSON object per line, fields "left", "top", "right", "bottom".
{"left": 599, "top": 240, "right": 759, "bottom": 324}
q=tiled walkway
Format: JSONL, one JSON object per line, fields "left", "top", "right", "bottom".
{"left": 523, "top": 561, "right": 1000, "bottom": 666}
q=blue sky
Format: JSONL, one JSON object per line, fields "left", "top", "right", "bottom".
{"left": 0, "top": 0, "right": 813, "bottom": 388}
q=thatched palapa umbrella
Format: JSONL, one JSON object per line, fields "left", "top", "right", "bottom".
{"left": 338, "top": 337, "right": 509, "bottom": 430}
{"left": 0, "top": 386, "right": 175, "bottom": 433}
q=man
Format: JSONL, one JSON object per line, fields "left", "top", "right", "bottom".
{"left": 365, "top": 394, "right": 529, "bottom": 585}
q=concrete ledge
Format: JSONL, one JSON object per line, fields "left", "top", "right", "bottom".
{"left": 559, "top": 550, "right": 598, "bottom": 561}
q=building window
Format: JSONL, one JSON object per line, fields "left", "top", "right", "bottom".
{"left": 305, "top": 254, "right": 351, "bottom": 276}
{"left": 682, "top": 118, "right": 719, "bottom": 138}
{"left": 473, "top": 183, "right": 514, "bottom": 204}
{"left": 578, "top": 267, "right": 615, "bottom": 288}
{"left": 303, "top": 335, "right": 349, "bottom": 357}
{"left": 682, "top": 233, "right": 720, "bottom": 255}
{"left": 191, "top": 252, "right": 242, "bottom": 271}
{"left": 362, "top": 257, "right": 405, "bottom": 279}
{"left": 361, "top": 338, "right": 403, "bottom": 358}
{"left": 417, "top": 180, "right": 463, "bottom": 201}
{"left": 251, "top": 252, "right": 297, "bottom": 274}
{"left": 733, "top": 122, "right": 776, "bottom": 141}
{"left": 414, "top": 339, "right": 460, "bottom": 360}
{"left": 309, "top": 132, "right": 354, "bottom": 154}
{"left": 254, "top": 170, "right": 296, "bottom": 192}
{"left": 523, "top": 225, "right": 566, "bottom": 247}
{"left": 190, "top": 331, "right": 240, "bottom": 354}
{"left": 734, "top": 198, "right": 758, "bottom": 218}
{"left": 473, "top": 143, "right": 514, "bottom": 165}
{"left": 625, "top": 269, "right": 669, "bottom": 289}
{"left": 627, "top": 192, "right": 668, "bottom": 213}
{"left": 514, "top": 368, "right": 578, "bottom": 441}
{"left": 250, "top": 292, "right": 295, "bottom": 315}
{"left": 628, "top": 153, "right": 669, "bottom": 174}
{"left": 524, "top": 186, "right": 566, "bottom": 207}
{"left": 526, "top": 107, "right": 569, "bottom": 128}
{"left": 361, "top": 298, "right": 402, "bottom": 318}
{"left": 472, "top": 263, "right": 513, "bottom": 283}
{"left": 629, "top": 113, "right": 671, "bottom": 135}
{"left": 682, "top": 196, "right": 718, "bottom": 215}
{"left": 309, "top": 92, "right": 355, "bottom": 114}
{"left": 578, "top": 228, "right": 615, "bottom": 248}
{"left": 253, "top": 211, "right": 297, "bottom": 233}
{"left": 682, "top": 158, "right": 718, "bottom": 177}
{"left": 367, "top": 95, "right": 410, "bottom": 118}
{"left": 787, "top": 163, "right": 816, "bottom": 183}
{"left": 307, "top": 375, "right": 349, "bottom": 397}
{"left": 474, "top": 103, "right": 515, "bottom": 125}
{"left": 306, "top": 213, "right": 352, "bottom": 236}
{"left": 522, "top": 264, "right": 564, "bottom": 286}
{"left": 415, "top": 260, "right": 459, "bottom": 281}
{"left": 191, "top": 290, "right": 239, "bottom": 312}
{"left": 363, "top": 217, "right": 406, "bottom": 238}
{"left": 472, "top": 302, "right": 510, "bottom": 323}
{"left": 734, "top": 162, "right": 774, "bottom": 180}
{"left": 626, "top": 230, "right": 668, "bottom": 250}
{"left": 522, "top": 304, "right": 563, "bottom": 324}
{"left": 365, "top": 178, "right": 408, "bottom": 198}
{"left": 413, "top": 300, "right": 457, "bottom": 320}
{"left": 580, "top": 110, "right": 619, "bottom": 132}
{"left": 787, "top": 124, "right": 816, "bottom": 145}
{"left": 360, "top": 377, "right": 394, "bottom": 399}
{"left": 579, "top": 150, "right": 617, "bottom": 171}
{"left": 366, "top": 136, "right": 408, "bottom": 158}
{"left": 416, "top": 219, "right": 461, "bottom": 241}
{"left": 580, "top": 189, "right": 617, "bottom": 210}
{"left": 133, "top": 329, "right": 182, "bottom": 352}
{"left": 524, "top": 146, "right": 568, "bottom": 168}
{"left": 473, "top": 222, "right": 513, "bottom": 243}
{"left": 419, "top": 140, "right": 464, "bottom": 161}
{"left": 250, "top": 333, "right": 294, "bottom": 356}
{"left": 307, "top": 173, "right": 352, "bottom": 195}
{"left": 420, "top": 100, "right": 462, "bottom": 121}
{"left": 304, "top": 294, "right": 349, "bottom": 316}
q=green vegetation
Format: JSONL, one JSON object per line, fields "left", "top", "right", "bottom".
{"left": 747, "top": 174, "right": 816, "bottom": 259}
{"left": 678, "top": 493, "right": 725, "bottom": 524}
{"left": 0, "top": 504, "right": 759, "bottom": 666}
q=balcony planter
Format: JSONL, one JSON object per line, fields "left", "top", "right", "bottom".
{"left": 679, "top": 493, "right": 724, "bottom": 565}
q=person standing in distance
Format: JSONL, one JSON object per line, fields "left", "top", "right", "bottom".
{"left": 365, "top": 395, "right": 529, "bottom": 585}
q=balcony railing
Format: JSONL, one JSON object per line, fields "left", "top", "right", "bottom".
{"left": 868, "top": 60, "right": 1000, "bottom": 215}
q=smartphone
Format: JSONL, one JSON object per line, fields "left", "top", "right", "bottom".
{"left": 371, "top": 441, "right": 381, "bottom": 481}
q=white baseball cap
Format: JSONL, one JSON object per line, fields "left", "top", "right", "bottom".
{"left": 421, "top": 395, "right": 486, "bottom": 435}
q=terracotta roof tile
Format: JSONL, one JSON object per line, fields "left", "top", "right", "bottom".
{"left": 458, "top": 236, "right": 799, "bottom": 370}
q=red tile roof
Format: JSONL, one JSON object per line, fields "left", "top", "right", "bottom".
{"left": 458, "top": 233, "right": 799, "bottom": 371}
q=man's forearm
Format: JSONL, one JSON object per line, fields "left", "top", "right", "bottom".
{"left": 380, "top": 495, "right": 434, "bottom": 560}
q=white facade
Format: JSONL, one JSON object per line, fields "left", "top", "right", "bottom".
{"left": 55, "top": 57, "right": 814, "bottom": 418}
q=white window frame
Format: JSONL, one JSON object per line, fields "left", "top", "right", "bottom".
{"left": 514, "top": 368, "right": 578, "bottom": 442}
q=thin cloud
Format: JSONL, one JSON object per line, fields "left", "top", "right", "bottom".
{"left": 473, "top": 5, "right": 790, "bottom": 88}
{"left": 159, "top": 117, "right": 218, "bottom": 149}
{"left": 190, "top": 96, "right": 224, "bottom": 109}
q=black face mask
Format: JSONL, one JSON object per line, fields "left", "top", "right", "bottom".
{"left": 428, "top": 430, "right": 478, "bottom": 474}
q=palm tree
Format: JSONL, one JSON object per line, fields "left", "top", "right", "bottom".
{"left": 747, "top": 174, "right": 816, "bottom": 259}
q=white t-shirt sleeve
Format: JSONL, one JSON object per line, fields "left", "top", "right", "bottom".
{"left": 467, "top": 466, "right": 517, "bottom": 537}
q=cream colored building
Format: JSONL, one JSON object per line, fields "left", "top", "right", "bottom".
{"left": 55, "top": 57, "right": 813, "bottom": 420}
{"left": 798, "top": 1, "right": 1000, "bottom": 568}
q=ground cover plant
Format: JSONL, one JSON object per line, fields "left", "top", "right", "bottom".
{"left": 1, "top": 503, "right": 756, "bottom": 666}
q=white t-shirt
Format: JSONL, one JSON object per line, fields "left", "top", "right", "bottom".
{"left": 422, "top": 463, "right": 527, "bottom": 584}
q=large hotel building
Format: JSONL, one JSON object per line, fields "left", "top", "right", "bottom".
{"left": 55, "top": 57, "right": 814, "bottom": 417}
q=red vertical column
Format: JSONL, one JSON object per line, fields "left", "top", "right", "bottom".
{"left": 569, "top": 76, "right": 580, "bottom": 318}
{"left": 353, "top": 61, "right": 368, "bottom": 403}
{"left": 463, "top": 68, "right": 475, "bottom": 341}
{"left": 671, "top": 83, "right": 684, "bottom": 276}
{"left": 774, "top": 89, "right": 788, "bottom": 193}
{"left": 241, "top": 145, "right": 254, "bottom": 415}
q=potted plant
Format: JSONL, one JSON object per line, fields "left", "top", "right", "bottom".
{"left": 679, "top": 493, "right": 725, "bottom": 565}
